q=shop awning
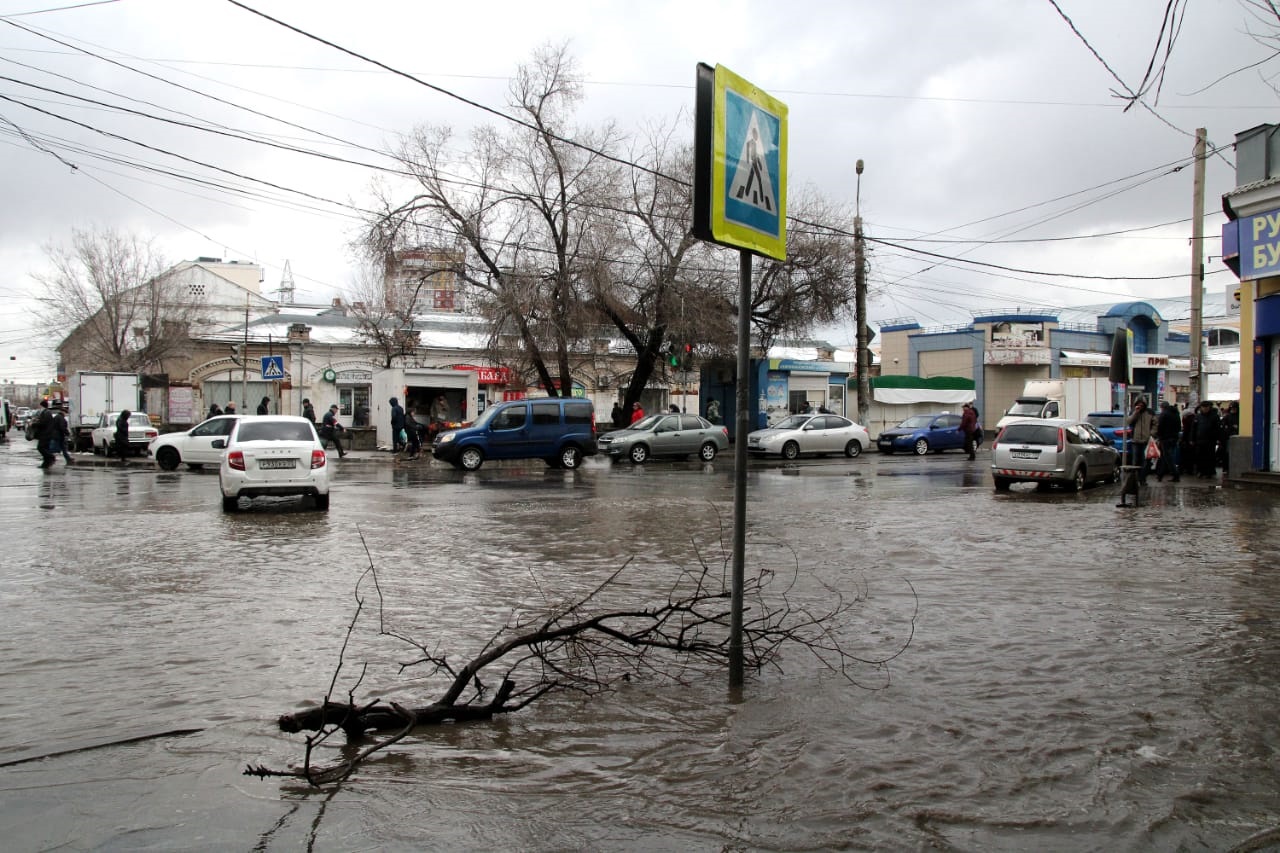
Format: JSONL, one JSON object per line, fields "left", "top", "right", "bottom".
{"left": 1059, "top": 350, "right": 1111, "bottom": 367}
{"left": 867, "top": 375, "right": 975, "bottom": 405}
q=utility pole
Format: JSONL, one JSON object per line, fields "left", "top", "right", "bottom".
{"left": 855, "top": 159, "right": 871, "bottom": 424}
{"left": 1190, "top": 127, "right": 1206, "bottom": 405}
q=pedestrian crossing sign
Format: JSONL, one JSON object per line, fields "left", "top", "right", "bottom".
{"left": 260, "top": 355, "right": 285, "bottom": 379}
{"left": 692, "top": 63, "right": 787, "bottom": 260}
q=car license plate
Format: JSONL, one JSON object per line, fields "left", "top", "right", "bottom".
{"left": 1010, "top": 450, "right": 1038, "bottom": 459}
{"left": 259, "top": 459, "right": 296, "bottom": 470}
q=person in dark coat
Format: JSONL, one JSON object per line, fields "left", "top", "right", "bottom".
{"left": 1193, "top": 401, "right": 1221, "bottom": 479}
{"left": 320, "top": 404, "right": 347, "bottom": 458}
{"left": 1219, "top": 401, "right": 1239, "bottom": 471}
{"left": 115, "top": 409, "right": 132, "bottom": 463}
{"left": 208, "top": 402, "right": 223, "bottom": 418}
{"left": 257, "top": 396, "right": 270, "bottom": 415}
{"left": 1179, "top": 405, "right": 1197, "bottom": 477}
{"left": 610, "top": 402, "right": 624, "bottom": 430}
{"left": 301, "top": 398, "right": 316, "bottom": 424}
{"left": 51, "top": 405, "right": 72, "bottom": 464}
{"left": 1155, "top": 401, "right": 1181, "bottom": 482}
{"left": 960, "top": 401, "right": 979, "bottom": 461}
{"left": 404, "top": 408, "right": 422, "bottom": 458}
{"left": 389, "top": 397, "right": 406, "bottom": 452}
{"left": 225, "top": 401, "right": 237, "bottom": 415}
{"left": 32, "top": 400, "right": 56, "bottom": 468}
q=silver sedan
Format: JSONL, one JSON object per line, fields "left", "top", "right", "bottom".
{"left": 747, "top": 414, "right": 870, "bottom": 459}
{"left": 597, "top": 413, "right": 729, "bottom": 464}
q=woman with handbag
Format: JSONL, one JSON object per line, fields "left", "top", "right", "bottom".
{"left": 1125, "top": 397, "right": 1156, "bottom": 485}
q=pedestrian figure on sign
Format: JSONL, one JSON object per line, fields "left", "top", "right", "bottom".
{"left": 115, "top": 409, "right": 131, "bottom": 463}
{"left": 736, "top": 126, "right": 772, "bottom": 211}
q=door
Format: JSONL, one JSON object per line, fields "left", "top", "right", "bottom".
{"left": 650, "top": 415, "right": 689, "bottom": 456}
{"left": 487, "top": 403, "right": 529, "bottom": 459}
{"left": 185, "top": 416, "right": 238, "bottom": 464}
{"left": 1271, "top": 341, "right": 1280, "bottom": 472}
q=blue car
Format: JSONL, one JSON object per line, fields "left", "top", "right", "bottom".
{"left": 876, "top": 412, "right": 980, "bottom": 455}
{"left": 1085, "top": 411, "right": 1131, "bottom": 452}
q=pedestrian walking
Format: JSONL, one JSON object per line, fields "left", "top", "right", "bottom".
{"left": 610, "top": 402, "right": 625, "bottom": 430}
{"left": 629, "top": 402, "right": 645, "bottom": 425}
{"left": 51, "top": 405, "right": 73, "bottom": 464}
{"left": 404, "top": 408, "right": 422, "bottom": 459}
{"left": 256, "top": 396, "right": 270, "bottom": 415}
{"left": 31, "top": 400, "right": 56, "bottom": 468}
{"left": 389, "top": 397, "right": 406, "bottom": 452}
{"left": 1126, "top": 397, "right": 1156, "bottom": 484}
{"left": 1155, "top": 401, "right": 1181, "bottom": 482}
{"left": 301, "top": 398, "right": 316, "bottom": 424}
{"left": 1179, "top": 405, "right": 1197, "bottom": 477}
{"left": 208, "top": 402, "right": 223, "bottom": 418}
{"left": 114, "top": 409, "right": 132, "bottom": 463}
{"left": 225, "top": 401, "right": 237, "bottom": 415}
{"left": 1193, "top": 400, "right": 1221, "bottom": 479}
{"left": 960, "top": 401, "right": 979, "bottom": 461}
{"left": 321, "top": 404, "right": 348, "bottom": 458}
{"left": 705, "top": 397, "right": 721, "bottom": 425}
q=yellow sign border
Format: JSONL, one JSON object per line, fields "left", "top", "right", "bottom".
{"left": 710, "top": 64, "right": 788, "bottom": 261}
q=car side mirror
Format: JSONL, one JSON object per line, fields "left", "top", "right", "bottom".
{"left": 211, "top": 439, "right": 226, "bottom": 449}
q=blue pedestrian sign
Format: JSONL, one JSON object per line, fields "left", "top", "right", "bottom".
{"left": 260, "top": 355, "right": 284, "bottom": 380}
{"left": 692, "top": 63, "right": 788, "bottom": 260}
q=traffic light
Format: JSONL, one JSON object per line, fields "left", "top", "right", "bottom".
{"left": 680, "top": 343, "right": 693, "bottom": 370}
{"left": 667, "top": 341, "right": 679, "bottom": 368}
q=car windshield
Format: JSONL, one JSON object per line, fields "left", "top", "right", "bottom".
{"left": 237, "top": 421, "right": 315, "bottom": 442}
{"left": 771, "top": 415, "right": 812, "bottom": 430}
{"left": 129, "top": 413, "right": 151, "bottom": 427}
{"left": 896, "top": 415, "right": 935, "bottom": 429}
{"left": 1005, "top": 402, "right": 1045, "bottom": 417}
{"left": 999, "top": 423, "right": 1061, "bottom": 445}
{"left": 630, "top": 414, "right": 666, "bottom": 431}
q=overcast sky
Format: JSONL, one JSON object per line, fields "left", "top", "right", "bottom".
{"left": 1, "top": 0, "right": 1275, "bottom": 383}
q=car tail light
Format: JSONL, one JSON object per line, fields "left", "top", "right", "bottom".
{"left": 228, "top": 450, "right": 245, "bottom": 470}
{"left": 591, "top": 412, "right": 597, "bottom": 436}
{"left": 721, "top": 427, "right": 729, "bottom": 438}
{"left": 311, "top": 450, "right": 326, "bottom": 469}
{"left": 1057, "top": 428, "right": 1065, "bottom": 452}
{"left": 991, "top": 428, "right": 1005, "bottom": 449}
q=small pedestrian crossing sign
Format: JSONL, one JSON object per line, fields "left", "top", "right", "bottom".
{"left": 692, "top": 62, "right": 787, "bottom": 260}
{"left": 260, "top": 355, "right": 284, "bottom": 379}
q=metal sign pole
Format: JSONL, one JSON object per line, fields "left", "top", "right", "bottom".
{"left": 730, "top": 249, "right": 750, "bottom": 689}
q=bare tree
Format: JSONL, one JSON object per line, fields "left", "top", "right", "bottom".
{"left": 367, "top": 43, "right": 621, "bottom": 396}
{"left": 33, "top": 226, "right": 201, "bottom": 373}
{"left": 246, "top": 533, "right": 915, "bottom": 788}
{"left": 344, "top": 258, "right": 426, "bottom": 369}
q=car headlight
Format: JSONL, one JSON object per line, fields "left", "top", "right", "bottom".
{"left": 438, "top": 432, "right": 455, "bottom": 444}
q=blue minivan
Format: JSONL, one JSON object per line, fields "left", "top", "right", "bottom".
{"left": 431, "top": 398, "right": 597, "bottom": 471}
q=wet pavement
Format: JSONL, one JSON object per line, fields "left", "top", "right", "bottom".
{"left": 1, "top": 437, "right": 1278, "bottom": 851}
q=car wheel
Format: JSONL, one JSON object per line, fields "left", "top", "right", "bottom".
{"left": 560, "top": 445, "right": 582, "bottom": 469}
{"left": 782, "top": 441, "right": 800, "bottom": 460}
{"left": 913, "top": 438, "right": 930, "bottom": 456}
{"left": 314, "top": 493, "right": 330, "bottom": 511}
{"left": 844, "top": 440, "right": 862, "bottom": 458}
{"left": 699, "top": 441, "right": 718, "bottom": 462}
{"left": 1072, "top": 466, "right": 1087, "bottom": 492}
{"left": 628, "top": 443, "right": 650, "bottom": 464}
{"left": 459, "top": 447, "right": 485, "bottom": 471}
{"left": 993, "top": 476, "right": 1012, "bottom": 492}
{"left": 221, "top": 495, "right": 239, "bottom": 512}
{"left": 1106, "top": 459, "right": 1120, "bottom": 484}
{"left": 156, "top": 447, "right": 180, "bottom": 471}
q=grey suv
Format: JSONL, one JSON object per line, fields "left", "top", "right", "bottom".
{"left": 990, "top": 418, "right": 1120, "bottom": 492}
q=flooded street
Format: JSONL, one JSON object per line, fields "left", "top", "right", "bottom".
{"left": 1, "top": 439, "right": 1278, "bottom": 851}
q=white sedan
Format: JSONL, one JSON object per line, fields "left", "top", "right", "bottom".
{"left": 214, "top": 415, "right": 330, "bottom": 512}
{"left": 746, "top": 414, "right": 870, "bottom": 459}
{"left": 148, "top": 415, "right": 243, "bottom": 470}
{"left": 91, "top": 412, "right": 159, "bottom": 456}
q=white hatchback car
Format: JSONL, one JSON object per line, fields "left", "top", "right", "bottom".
{"left": 148, "top": 414, "right": 243, "bottom": 470}
{"left": 746, "top": 413, "right": 870, "bottom": 459}
{"left": 213, "top": 415, "right": 330, "bottom": 511}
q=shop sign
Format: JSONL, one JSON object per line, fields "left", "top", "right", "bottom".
{"left": 337, "top": 370, "right": 372, "bottom": 383}
{"left": 984, "top": 347, "right": 1051, "bottom": 365}
{"left": 1133, "top": 354, "right": 1169, "bottom": 368}
{"left": 452, "top": 365, "right": 511, "bottom": 384}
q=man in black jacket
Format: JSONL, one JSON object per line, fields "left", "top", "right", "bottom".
{"left": 31, "top": 400, "right": 56, "bottom": 468}
{"left": 1155, "top": 401, "right": 1181, "bottom": 482}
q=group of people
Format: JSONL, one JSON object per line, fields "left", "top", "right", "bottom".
{"left": 28, "top": 400, "right": 132, "bottom": 467}
{"left": 1125, "top": 397, "right": 1239, "bottom": 483}
{"left": 608, "top": 397, "right": 725, "bottom": 430}
{"left": 390, "top": 395, "right": 452, "bottom": 458}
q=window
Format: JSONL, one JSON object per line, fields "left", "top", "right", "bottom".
{"left": 999, "top": 424, "right": 1060, "bottom": 445}
{"left": 531, "top": 402, "right": 560, "bottom": 425}
{"left": 191, "top": 417, "right": 233, "bottom": 437}
{"left": 237, "top": 421, "right": 314, "bottom": 442}
{"left": 564, "top": 402, "right": 593, "bottom": 425}
{"left": 494, "top": 405, "right": 527, "bottom": 431}
{"left": 680, "top": 415, "right": 706, "bottom": 430}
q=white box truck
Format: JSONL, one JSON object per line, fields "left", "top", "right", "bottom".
{"left": 67, "top": 371, "right": 140, "bottom": 452}
{"left": 995, "top": 377, "right": 1114, "bottom": 429}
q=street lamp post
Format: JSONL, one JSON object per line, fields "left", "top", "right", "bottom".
{"left": 855, "top": 160, "right": 871, "bottom": 425}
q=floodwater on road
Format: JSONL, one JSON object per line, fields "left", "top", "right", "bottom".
{"left": 0, "top": 439, "right": 1278, "bottom": 851}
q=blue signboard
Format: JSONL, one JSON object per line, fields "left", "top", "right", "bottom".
{"left": 1224, "top": 206, "right": 1280, "bottom": 280}
{"left": 260, "top": 355, "right": 284, "bottom": 379}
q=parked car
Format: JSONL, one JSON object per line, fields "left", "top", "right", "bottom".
{"left": 876, "top": 412, "right": 977, "bottom": 455}
{"left": 213, "top": 415, "right": 329, "bottom": 511}
{"left": 598, "top": 413, "right": 729, "bottom": 463}
{"left": 1085, "top": 410, "right": 1130, "bottom": 452}
{"left": 747, "top": 414, "right": 870, "bottom": 459}
{"left": 147, "top": 415, "right": 243, "bottom": 470}
{"left": 432, "top": 398, "right": 597, "bottom": 471}
{"left": 990, "top": 418, "right": 1120, "bottom": 492}
{"left": 91, "top": 411, "right": 159, "bottom": 455}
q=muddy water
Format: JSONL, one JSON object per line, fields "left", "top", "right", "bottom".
{"left": 0, "top": 441, "right": 1278, "bottom": 851}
